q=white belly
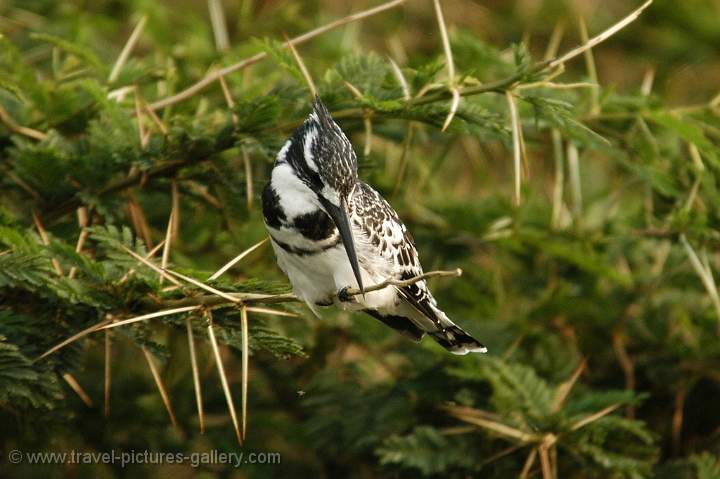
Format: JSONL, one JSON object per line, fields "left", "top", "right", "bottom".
{"left": 270, "top": 239, "right": 398, "bottom": 314}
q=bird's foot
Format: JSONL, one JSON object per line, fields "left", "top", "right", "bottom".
{"left": 337, "top": 286, "right": 355, "bottom": 303}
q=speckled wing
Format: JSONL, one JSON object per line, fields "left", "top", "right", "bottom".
{"left": 349, "top": 182, "right": 441, "bottom": 322}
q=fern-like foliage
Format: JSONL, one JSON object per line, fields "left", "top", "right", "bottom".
{"left": 0, "top": 334, "right": 63, "bottom": 411}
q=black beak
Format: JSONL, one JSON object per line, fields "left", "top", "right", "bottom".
{"left": 319, "top": 196, "right": 364, "bottom": 294}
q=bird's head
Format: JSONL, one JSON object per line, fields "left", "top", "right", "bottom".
{"left": 279, "top": 97, "right": 358, "bottom": 200}
{"left": 275, "top": 96, "right": 364, "bottom": 292}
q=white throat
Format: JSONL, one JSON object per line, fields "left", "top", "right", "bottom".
{"left": 271, "top": 163, "right": 319, "bottom": 219}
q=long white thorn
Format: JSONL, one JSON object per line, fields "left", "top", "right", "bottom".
{"left": 550, "top": 1, "right": 653, "bottom": 69}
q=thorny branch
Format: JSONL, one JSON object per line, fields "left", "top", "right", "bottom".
{"left": 343, "top": 268, "right": 462, "bottom": 296}
{"left": 157, "top": 268, "right": 462, "bottom": 310}
{"left": 39, "top": 268, "right": 463, "bottom": 359}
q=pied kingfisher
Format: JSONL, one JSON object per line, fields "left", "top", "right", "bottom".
{"left": 261, "top": 97, "right": 486, "bottom": 355}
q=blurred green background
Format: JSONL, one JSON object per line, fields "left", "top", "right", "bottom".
{"left": 1, "top": 0, "right": 720, "bottom": 477}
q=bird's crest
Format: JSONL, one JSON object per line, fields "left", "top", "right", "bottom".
{"left": 311, "top": 96, "right": 334, "bottom": 130}
{"left": 277, "top": 97, "right": 358, "bottom": 200}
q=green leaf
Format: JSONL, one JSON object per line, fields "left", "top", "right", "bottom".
{"left": 0, "top": 77, "right": 26, "bottom": 102}
{"left": 0, "top": 335, "right": 63, "bottom": 411}
{"left": 690, "top": 452, "right": 720, "bottom": 479}
{"left": 30, "top": 33, "right": 105, "bottom": 73}
{"left": 377, "top": 426, "right": 478, "bottom": 476}
{"left": 252, "top": 37, "right": 304, "bottom": 84}
{"left": 649, "top": 111, "right": 719, "bottom": 167}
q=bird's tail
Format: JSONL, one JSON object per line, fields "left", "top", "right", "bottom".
{"left": 427, "top": 324, "right": 487, "bottom": 355}
{"left": 424, "top": 303, "right": 487, "bottom": 355}
{"left": 394, "top": 286, "right": 487, "bottom": 355}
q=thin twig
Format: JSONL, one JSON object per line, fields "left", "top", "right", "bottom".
{"left": 107, "top": 85, "right": 135, "bottom": 102}
{"left": 433, "top": 0, "right": 460, "bottom": 131}
{"left": 392, "top": 122, "right": 415, "bottom": 197}
{"left": 207, "top": 0, "right": 230, "bottom": 51}
{"left": 544, "top": 20, "right": 566, "bottom": 61}
{"left": 32, "top": 211, "right": 63, "bottom": 276}
{"left": 0, "top": 104, "right": 47, "bottom": 141}
{"left": 342, "top": 268, "right": 462, "bottom": 297}
{"left": 142, "top": 96, "right": 169, "bottom": 135}
{"left": 104, "top": 328, "right": 111, "bottom": 417}
{"left": 62, "top": 373, "right": 93, "bottom": 407}
{"left": 186, "top": 317, "right": 205, "bottom": 433}
{"left": 388, "top": 57, "right": 410, "bottom": 100}
{"left": 550, "top": 129, "right": 565, "bottom": 230}
{"left": 246, "top": 306, "right": 299, "bottom": 318}
{"left": 108, "top": 15, "right": 147, "bottom": 83}
{"left": 101, "top": 306, "right": 202, "bottom": 330}
{"left": 208, "top": 237, "right": 268, "bottom": 281}
{"left": 120, "top": 244, "right": 180, "bottom": 286}
{"left": 159, "top": 207, "right": 175, "bottom": 286}
{"left": 444, "top": 406, "right": 538, "bottom": 443}
{"left": 207, "top": 313, "right": 243, "bottom": 445}
{"left": 68, "top": 207, "right": 89, "bottom": 279}
{"left": 550, "top": 1, "right": 653, "bottom": 68}
{"left": 479, "top": 443, "right": 526, "bottom": 468}
{"left": 127, "top": 195, "right": 154, "bottom": 249}
{"left": 442, "top": 89, "right": 460, "bottom": 132}
{"left": 134, "top": 86, "right": 149, "bottom": 149}
{"left": 640, "top": 68, "right": 655, "bottom": 96}
{"left": 37, "top": 317, "right": 113, "bottom": 360}
{"left": 242, "top": 147, "right": 254, "bottom": 209}
{"left": 342, "top": 80, "right": 374, "bottom": 156}
{"left": 240, "top": 306, "right": 249, "bottom": 440}
{"left": 551, "top": 359, "right": 586, "bottom": 413}
{"left": 566, "top": 142, "right": 582, "bottom": 220}
{"left": 142, "top": 346, "right": 179, "bottom": 429}
{"left": 343, "top": 80, "right": 363, "bottom": 99}
{"left": 434, "top": 0, "right": 454, "bottom": 82}
{"left": 520, "top": 448, "right": 538, "bottom": 479}
{"left": 680, "top": 235, "right": 720, "bottom": 332}
{"left": 612, "top": 330, "right": 636, "bottom": 418}
{"left": 577, "top": 16, "right": 600, "bottom": 115}
{"left": 701, "top": 250, "right": 720, "bottom": 330}
{"left": 517, "top": 81, "right": 598, "bottom": 91}
{"left": 217, "top": 73, "right": 255, "bottom": 210}
{"left": 217, "top": 71, "right": 239, "bottom": 125}
{"left": 118, "top": 240, "right": 166, "bottom": 284}
{"left": 570, "top": 404, "right": 621, "bottom": 431}
{"left": 388, "top": 55, "right": 420, "bottom": 194}
{"left": 182, "top": 180, "right": 223, "bottom": 209}
{"left": 363, "top": 115, "right": 373, "bottom": 157}
{"left": 285, "top": 33, "right": 317, "bottom": 97}
{"left": 672, "top": 385, "right": 687, "bottom": 455}
{"left": 171, "top": 180, "right": 180, "bottom": 237}
{"left": 539, "top": 442, "right": 553, "bottom": 479}
{"left": 163, "top": 267, "right": 240, "bottom": 303}
{"left": 127, "top": 195, "right": 153, "bottom": 248}
{"left": 506, "top": 91, "right": 523, "bottom": 206}
{"left": 160, "top": 292, "right": 300, "bottom": 309}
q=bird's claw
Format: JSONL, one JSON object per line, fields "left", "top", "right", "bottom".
{"left": 337, "top": 286, "right": 354, "bottom": 302}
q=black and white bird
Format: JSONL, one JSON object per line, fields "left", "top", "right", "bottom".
{"left": 262, "top": 97, "right": 486, "bottom": 355}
